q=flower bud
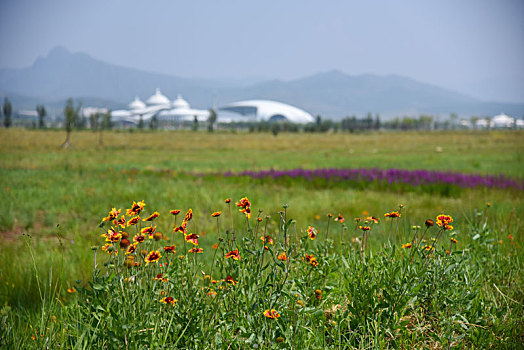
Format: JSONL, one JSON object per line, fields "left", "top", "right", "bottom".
{"left": 120, "top": 238, "right": 131, "bottom": 249}
{"left": 153, "top": 232, "right": 163, "bottom": 241}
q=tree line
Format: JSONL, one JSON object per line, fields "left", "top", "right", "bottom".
{"left": 1, "top": 97, "right": 521, "bottom": 136}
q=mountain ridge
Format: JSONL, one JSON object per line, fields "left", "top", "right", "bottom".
{"left": 1, "top": 46, "right": 522, "bottom": 119}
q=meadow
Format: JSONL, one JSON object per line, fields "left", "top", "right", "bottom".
{"left": 0, "top": 128, "right": 523, "bottom": 348}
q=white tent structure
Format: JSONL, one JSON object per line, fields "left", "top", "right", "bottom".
{"left": 490, "top": 113, "right": 515, "bottom": 128}
{"left": 218, "top": 100, "right": 314, "bottom": 123}
{"left": 157, "top": 95, "right": 210, "bottom": 122}
{"left": 110, "top": 89, "right": 209, "bottom": 126}
{"left": 475, "top": 118, "right": 490, "bottom": 129}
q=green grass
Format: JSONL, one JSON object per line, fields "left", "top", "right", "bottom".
{"left": 0, "top": 128, "right": 523, "bottom": 348}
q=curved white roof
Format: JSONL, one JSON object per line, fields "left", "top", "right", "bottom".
{"left": 172, "top": 95, "right": 190, "bottom": 109}
{"left": 147, "top": 88, "right": 170, "bottom": 105}
{"left": 128, "top": 96, "right": 146, "bottom": 110}
{"left": 491, "top": 113, "right": 514, "bottom": 127}
{"left": 219, "top": 100, "right": 314, "bottom": 123}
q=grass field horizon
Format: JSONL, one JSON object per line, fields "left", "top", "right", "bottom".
{"left": 0, "top": 128, "right": 522, "bottom": 348}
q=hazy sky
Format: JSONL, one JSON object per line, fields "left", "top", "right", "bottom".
{"left": 1, "top": 0, "right": 523, "bottom": 102}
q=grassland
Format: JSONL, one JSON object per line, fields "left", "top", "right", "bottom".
{"left": 0, "top": 128, "right": 523, "bottom": 348}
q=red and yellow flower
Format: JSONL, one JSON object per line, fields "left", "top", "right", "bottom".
{"left": 304, "top": 254, "right": 319, "bottom": 267}
{"left": 143, "top": 211, "right": 160, "bottom": 221}
{"left": 225, "top": 275, "right": 238, "bottom": 286}
{"left": 277, "top": 252, "right": 287, "bottom": 261}
{"left": 144, "top": 250, "right": 162, "bottom": 264}
{"left": 359, "top": 226, "right": 371, "bottom": 232}
{"left": 436, "top": 215, "right": 453, "bottom": 230}
{"left": 170, "top": 209, "right": 181, "bottom": 215}
{"left": 101, "top": 228, "right": 122, "bottom": 243}
{"left": 174, "top": 222, "right": 187, "bottom": 234}
{"left": 401, "top": 243, "right": 412, "bottom": 249}
{"left": 188, "top": 247, "right": 204, "bottom": 253}
{"left": 133, "top": 233, "right": 146, "bottom": 244}
{"left": 225, "top": 249, "right": 241, "bottom": 260}
{"left": 126, "top": 243, "right": 138, "bottom": 254}
{"left": 263, "top": 309, "right": 280, "bottom": 319}
{"left": 450, "top": 237, "right": 458, "bottom": 244}
{"left": 366, "top": 216, "right": 379, "bottom": 224}
{"left": 127, "top": 216, "right": 140, "bottom": 226}
{"left": 334, "top": 214, "right": 345, "bottom": 223}
{"left": 126, "top": 201, "right": 145, "bottom": 216}
{"left": 102, "top": 243, "right": 117, "bottom": 255}
{"left": 103, "top": 208, "right": 121, "bottom": 222}
{"left": 164, "top": 245, "right": 176, "bottom": 253}
{"left": 307, "top": 226, "right": 317, "bottom": 240}
{"left": 184, "top": 233, "right": 199, "bottom": 246}
{"left": 154, "top": 273, "right": 169, "bottom": 282}
{"left": 211, "top": 211, "right": 222, "bottom": 217}
{"left": 260, "top": 235, "right": 274, "bottom": 245}
{"left": 114, "top": 216, "right": 126, "bottom": 228}
{"left": 183, "top": 208, "right": 193, "bottom": 223}
{"left": 236, "top": 197, "right": 251, "bottom": 219}
{"left": 141, "top": 225, "right": 156, "bottom": 238}
{"left": 160, "top": 296, "right": 177, "bottom": 305}
{"left": 384, "top": 211, "right": 401, "bottom": 218}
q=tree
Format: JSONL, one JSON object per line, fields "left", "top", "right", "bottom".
{"left": 271, "top": 122, "right": 280, "bottom": 136}
{"left": 365, "top": 112, "right": 373, "bottom": 130}
{"left": 315, "top": 115, "right": 322, "bottom": 132}
{"left": 207, "top": 109, "right": 217, "bottom": 132}
{"left": 77, "top": 113, "right": 87, "bottom": 129}
{"left": 374, "top": 114, "right": 381, "bottom": 130}
{"left": 3, "top": 98, "right": 12, "bottom": 128}
{"left": 36, "top": 105, "right": 47, "bottom": 129}
{"left": 89, "top": 113, "right": 99, "bottom": 132}
{"left": 99, "top": 110, "right": 111, "bottom": 146}
{"left": 138, "top": 116, "right": 144, "bottom": 129}
{"left": 150, "top": 115, "right": 158, "bottom": 129}
{"left": 62, "top": 98, "right": 81, "bottom": 148}
{"left": 192, "top": 115, "right": 198, "bottom": 131}
{"left": 103, "top": 110, "right": 112, "bottom": 130}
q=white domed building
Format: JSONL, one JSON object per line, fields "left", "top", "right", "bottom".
{"left": 157, "top": 95, "right": 210, "bottom": 123}
{"left": 146, "top": 89, "right": 171, "bottom": 106}
{"left": 218, "top": 100, "right": 314, "bottom": 123}
{"left": 129, "top": 97, "right": 146, "bottom": 110}
{"left": 490, "top": 113, "right": 515, "bottom": 129}
{"left": 111, "top": 89, "right": 209, "bottom": 126}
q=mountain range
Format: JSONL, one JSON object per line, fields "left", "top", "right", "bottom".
{"left": 1, "top": 46, "right": 522, "bottom": 119}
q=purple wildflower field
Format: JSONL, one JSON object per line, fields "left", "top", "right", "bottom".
{"left": 221, "top": 168, "right": 524, "bottom": 191}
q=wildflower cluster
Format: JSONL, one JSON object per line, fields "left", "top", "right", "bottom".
{"left": 236, "top": 197, "right": 251, "bottom": 218}
{"left": 436, "top": 214, "right": 454, "bottom": 230}
{"left": 70, "top": 198, "right": 480, "bottom": 349}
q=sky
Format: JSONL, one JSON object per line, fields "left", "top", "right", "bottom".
{"left": 1, "top": 0, "right": 523, "bottom": 102}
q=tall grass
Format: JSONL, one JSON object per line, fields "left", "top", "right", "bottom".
{"left": 0, "top": 129, "right": 522, "bottom": 348}
{"left": 1, "top": 199, "right": 522, "bottom": 348}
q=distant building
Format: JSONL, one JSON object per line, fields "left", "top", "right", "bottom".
{"left": 218, "top": 100, "right": 314, "bottom": 123}
{"left": 490, "top": 113, "right": 514, "bottom": 128}
{"left": 111, "top": 89, "right": 209, "bottom": 126}
{"left": 110, "top": 92, "right": 315, "bottom": 126}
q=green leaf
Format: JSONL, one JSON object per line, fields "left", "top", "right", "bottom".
{"left": 92, "top": 284, "right": 104, "bottom": 291}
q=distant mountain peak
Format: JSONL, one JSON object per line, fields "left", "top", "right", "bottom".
{"left": 48, "top": 45, "right": 71, "bottom": 56}
{"left": 1, "top": 48, "right": 522, "bottom": 118}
